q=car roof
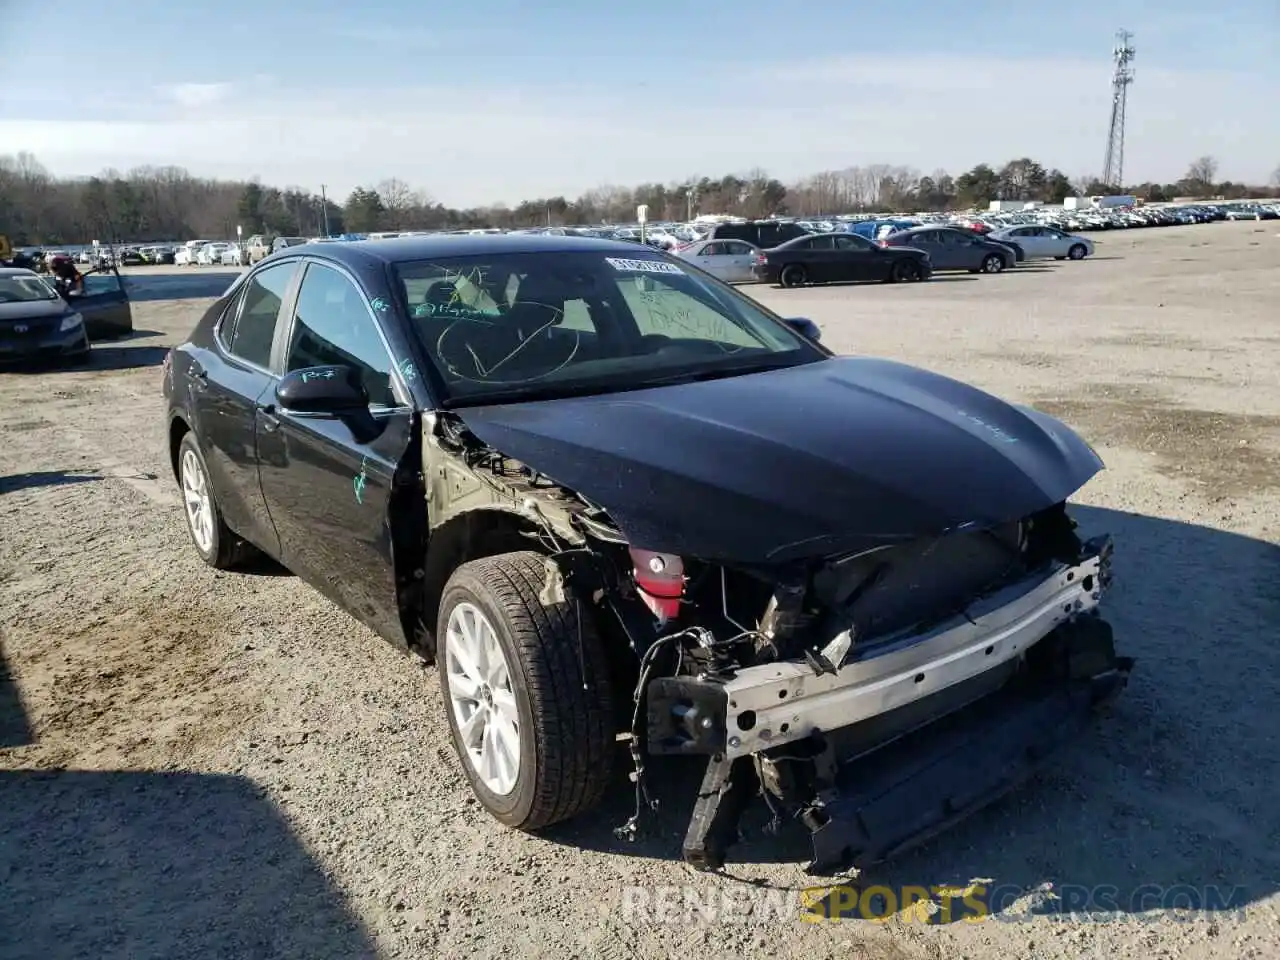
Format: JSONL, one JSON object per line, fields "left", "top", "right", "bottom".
{"left": 281, "top": 233, "right": 653, "bottom": 269}
{"left": 0, "top": 267, "right": 40, "bottom": 277}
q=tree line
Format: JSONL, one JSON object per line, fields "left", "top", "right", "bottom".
{"left": 2, "top": 151, "right": 1276, "bottom": 246}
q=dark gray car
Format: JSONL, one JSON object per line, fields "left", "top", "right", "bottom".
{"left": 882, "top": 227, "right": 1014, "bottom": 273}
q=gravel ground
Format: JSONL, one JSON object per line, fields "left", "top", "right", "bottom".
{"left": 2, "top": 222, "right": 1278, "bottom": 960}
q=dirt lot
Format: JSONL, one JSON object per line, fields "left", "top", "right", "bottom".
{"left": 2, "top": 222, "right": 1278, "bottom": 960}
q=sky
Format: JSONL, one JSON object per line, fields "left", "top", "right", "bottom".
{"left": 1, "top": 0, "right": 1277, "bottom": 207}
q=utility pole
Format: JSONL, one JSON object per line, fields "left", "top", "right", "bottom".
{"left": 319, "top": 184, "right": 331, "bottom": 237}
{"left": 1101, "top": 30, "right": 1136, "bottom": 191}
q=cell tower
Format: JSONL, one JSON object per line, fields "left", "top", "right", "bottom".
{"left": 1101, "top": 30, "right": 1136, "bottom": 189}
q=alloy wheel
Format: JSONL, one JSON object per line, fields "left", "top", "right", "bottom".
{"left": 445, "top": 601, "right": 521, "bottom": 795}
{"left": 180, "top": 449, "right": 214, "bottom": 553}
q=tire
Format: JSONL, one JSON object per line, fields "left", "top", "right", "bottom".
{"left": 779, "top": 264, "right": 808, "bottom": 288}
{"left": 177, "top": 432, "right": 257, "bottom": 569}
{"left": 890, "top": 259, "right": 921, "bottom": 283}
{"left": 980, "top": 254, "right": 1005, "bottom": 274}
{"left": 437, "top": 551, "right": 616, "bottom": 831}
{"left": 1068, "top": 244, "right": 1088, "bottom": 260}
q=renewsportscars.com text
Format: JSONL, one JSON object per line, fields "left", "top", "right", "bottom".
{"left": 619, "top": 883, "right": 1249, "bottom": 925}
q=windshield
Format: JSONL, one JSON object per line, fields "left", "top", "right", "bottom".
{"left": 0, "top": 275, "right": 58, "bottom": 303}
{"left": 393, "top": 250, "right": 823, "bottom": 405}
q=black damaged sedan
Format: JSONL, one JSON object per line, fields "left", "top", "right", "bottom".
{"left": 162, "top": 234, "right": 1131, "bottom": 872}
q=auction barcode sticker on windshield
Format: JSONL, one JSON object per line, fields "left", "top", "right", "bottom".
{"left": 604, "top": 257, "right": 684, "bottom": 275}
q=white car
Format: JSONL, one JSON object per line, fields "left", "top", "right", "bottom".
{"left": 196, "top": 242, "right": 230, "bottom": 266}
{"left": 675, "top": 238, "right": 762, "bottom": 282}
{"left": 219, "top": 244, "right": 244, "bottom": 266}
{"left": 988, "top": 226, "right": 1094, "bottom": 261}
{"left": 175, "top": 240, "right": 209, "bottom": 266}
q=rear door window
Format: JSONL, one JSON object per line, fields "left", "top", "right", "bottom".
{"left": 223, "top": 260, "right": 297, "bottom": 368}
{"left": 833, "top": 235, "right": 872, "bottom": 251}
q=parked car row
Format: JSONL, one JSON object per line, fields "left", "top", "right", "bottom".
{"left": 517, "top": 198, "right": 1276, "bottom": 256}
{"left": 15, "top": 197, "right": 1269, "bottom": 282}
{"left": 670, "top": 220, "right": 1093, "bottom": 289}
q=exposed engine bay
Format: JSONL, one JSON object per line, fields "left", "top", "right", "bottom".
{"left": 425, "top": 410, "right": 1134, "bottom": 872}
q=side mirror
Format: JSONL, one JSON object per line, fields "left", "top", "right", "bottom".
{"left": 784, "top": 317, "right": 821, "bottom": 341}
{"left": 275, "top": 365, "right": 368, "bottom": 414}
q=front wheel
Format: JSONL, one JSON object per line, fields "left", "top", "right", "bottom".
{"left": 981, "top": 254, "right": 1005, "bottom": 274}
{"left": 779, "top": 264, "right": 808, "bottom": 288}
{"left": 1068, "top": 244, "right": 1088, "bottom": 260}
{"left": 437, "top": 551, "right": 616, "bottom": 830}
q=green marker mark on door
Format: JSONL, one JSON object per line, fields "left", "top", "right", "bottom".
{"left": 354, "top": 456, "right": 369, "bottom": 504}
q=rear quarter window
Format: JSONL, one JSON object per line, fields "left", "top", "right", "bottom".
{"left": 710, "top": 224, "right": 751, "bottom": 243}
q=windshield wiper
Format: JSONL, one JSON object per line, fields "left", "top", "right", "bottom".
{"left": 442, "top": 379, "right": 635, "bottom": 408}
{"left": 629, "top": 356, "right": 805, "bottom": 389}
{"left": 441, "top": 357, "right": 812, "bottom": 408}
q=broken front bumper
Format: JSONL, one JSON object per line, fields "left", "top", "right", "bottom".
{"left": 646, "top": 535, "right": 1133, "bottom": 871}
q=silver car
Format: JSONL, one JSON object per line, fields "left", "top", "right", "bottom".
{"left": 675, "top": 238, "right": 761, "bottom": 282}
{"left": 989, "top": 226, "right": 1094, "bottom": 261}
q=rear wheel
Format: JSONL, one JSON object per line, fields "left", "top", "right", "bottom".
{"left": 177, "top": 432, "right": 258, "bottom": 569}
{"left": 779, "top": 264, "right": 808, "bottom": 288}
{"left": 890, "top": 259, "right": 922, "bottom": 283}
{"left": 1068, "top": 244, "right": 1088, "bottom": 260}
{"left": 437, "top": 551, "right": 616, "bottom": 830}
{"left": 981, "top": 254, "right": 1005, "bottom": 274}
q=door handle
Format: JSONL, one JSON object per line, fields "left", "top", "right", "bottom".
{"left": 258, "top": 404, "right": 280, "bottom": 432}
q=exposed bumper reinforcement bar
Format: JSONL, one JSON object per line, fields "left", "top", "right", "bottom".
{"left": 718, "top": 538, "right": 1113, "bottom": 759}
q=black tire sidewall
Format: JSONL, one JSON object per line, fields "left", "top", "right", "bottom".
{"left": 177, "top": 432, "right": 222, "bottom": 565}
{"left": 780, "top": 264, "right": 806, "bottom": 287}
{"left": 437, "top": 578, "right": 539, "bottom": 825}
{"left": 1069, "top": 244, "right": 1087, "bottom": 260}
{"left": 895, "top": 260, "right": 919, "bottom": 282}
{"left": 983, "top": 254, "right": 1003, "bottom": 273}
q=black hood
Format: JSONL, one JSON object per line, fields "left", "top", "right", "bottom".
{"left": 0, "top": 298, "right": 68, "bottom": 322}
{"left": 455, "top": 356, "right": 1103, "bottom": 564}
